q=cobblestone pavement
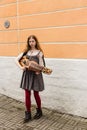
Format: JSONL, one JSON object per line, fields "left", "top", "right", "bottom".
{"left": 0, "top": 94, "right": 87, "bottom": 130}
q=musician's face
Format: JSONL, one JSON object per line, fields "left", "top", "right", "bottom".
{"left": 29, "top": 38, "right": 36, "bottom": 49}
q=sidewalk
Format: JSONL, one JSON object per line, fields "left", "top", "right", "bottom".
{"left": 0, "top": 94, "right": 87, "bottom": 130}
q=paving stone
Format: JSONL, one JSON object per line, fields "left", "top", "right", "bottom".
{"left": 0, "top": 94, "right": 87, "bottom": 130}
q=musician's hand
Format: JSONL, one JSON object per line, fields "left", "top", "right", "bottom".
{"left": 21, "top": 66, "right": 26, "bottom": 71}
{"left": 25, "top": 65, "right": 29, "bottom": 69}
{"left": 35, "top": 71, "right": 40, "bottom": 75}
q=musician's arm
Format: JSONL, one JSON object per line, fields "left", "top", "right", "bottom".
{"left": 35, "top": 51, "right": 44, "bottom": 75}
{"left": 38, "top": 51, "right": 45, "bottom": 67}
{"left": 15, "top": 52, "right": 26, "bottom": 70}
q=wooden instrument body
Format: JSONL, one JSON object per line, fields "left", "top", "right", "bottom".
{"left": 19, "top": 56, "right": 52, "bottom": 74}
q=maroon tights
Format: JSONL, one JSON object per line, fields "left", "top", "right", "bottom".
{"left": 25, "top": 89, "right": 41, "bottom": 112}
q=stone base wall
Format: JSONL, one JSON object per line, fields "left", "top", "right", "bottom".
{"left": 0, "top": 56, "right": 87, "bottom": 117}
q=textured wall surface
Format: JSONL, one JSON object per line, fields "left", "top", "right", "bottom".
{"left": 0, "top": 57, "right": 87, "bottom": 118}
{"left": 0, "top": 0, "right": 87, "bottom": 58}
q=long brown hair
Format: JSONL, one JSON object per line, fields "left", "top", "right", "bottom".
{"left": 24, "top": 35, "right": 43, "bottom": 54}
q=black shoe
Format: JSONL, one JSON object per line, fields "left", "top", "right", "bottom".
{"left": 23, "top": 111, "right": 31, "bottom": 123}
{"left": 34, "top": 108, "right": 43, "bottom": 119}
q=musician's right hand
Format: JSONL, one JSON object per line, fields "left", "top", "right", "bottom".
{"left": 21, "top": 66, "right": 26, "bottom": 71}
{"left": 35, "top": 71, "right": 40, "bottom": 75}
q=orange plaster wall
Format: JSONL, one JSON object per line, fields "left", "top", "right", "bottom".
{"left": 18, "top": 0, "right": 87, "bottom": 15}
{"left": 0, "top": 0, "right": 16, "bottom": 5}
{"left": 0, "top": 17, "right": 17, "bottom": 30}
{"left": 0, "top": 4, "right": 17, "bottom": 18}
{"left": 41, "top": 44, "right": 87, "bottom": 59}
{"left": 0, "top": 44, "right": 18, "bottom": 56}
{"left": 18, "top": 26, "right": 87, "bottom": 43}
{"left": 0, "top": 0, "right": 87, "bottom": 58}
{"left": 19, "top": 8, "right": 87, "bottom": 29}
{"left": 18, "top": 43, "right": 87, "bottom": 59}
